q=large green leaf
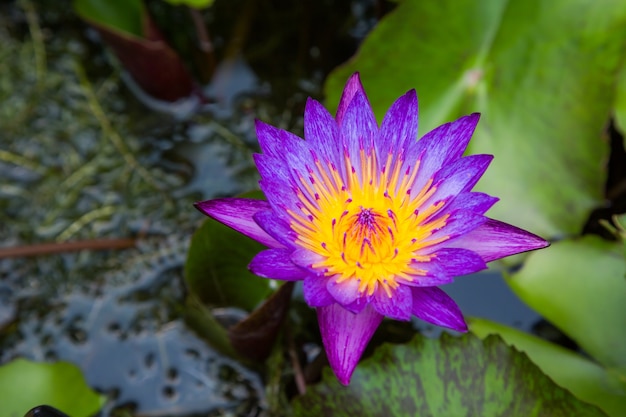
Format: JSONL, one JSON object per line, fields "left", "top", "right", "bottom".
{"left": 470, "top": 318, "right": 626, "bottom": 417}
{"left": 73, "top": 0, "right": 144, "bottom": 37}
{"left": 293, "top": 333, "right": 607, "bottom": 416}
{"left": 506, "top": 235, "right": 626, "bottom": 370}
{"left": 325, "top": 0, "right": 626, "bottom": 238}
{"left": 0, "top": 359, "right": 105, "bottom": 417}
{"left": 185, "top": 217, "right": 272, "bottom": 311}
{"left": 616, "top": 214, "right": 626, "bottom": 257}
{"left": 161, "top": 0, "right": 215, "bottom": 8}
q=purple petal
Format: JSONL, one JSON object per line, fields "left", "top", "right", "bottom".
{"left": 254, "top": 121, "right": 312, "bottom": 210}
{"left": 304, "top": 98, "right": 342, "bottom": 168}
{"left": 407, "top": 248, "right": 487, "bottom": 287}
{"left": 341, "top": 90, "right": 378, "bottom": 149}
{"left": 371, "top": 284, "right": 412, "bottom": 320}
{"left": 433, "top": 191, "right": 498, "bottom": 218}
{"left": 341, "top": 91, "right": 378, "bottom": 182}
{"left": 429, "top": 113, "right": 480, "bottom": 158}
{"left": 419, "top": 113, "right": 480, "bottom": 168}
{"left": 425, "top": 154, "right": 493, "bottom": 205}
{"left": 194, "top": 198, "right": 281, "bottom": 248}
{"left": 336, "top": 72, "right": 367, "bottom": 125}
{"left": 342, "top": 297, "right": 368, "bottom": 314}
{"left": 401, "top": 271, "right": 455, "bottom": 287}
{"left": 254, "top": 154, "right": 300, "bottom": 213}
{"left": 327, "top": 276, "right": 362, "bottom": 308}
{"left": 411, "top": 113, "right": 480, "bottom": 191}
{"left": 291, "top": 248, "right": 323, "bottom": 270}
{"left": 249, "top": 248, "right": 307, "bottom": 280}
{"left": 448, "top": 218, "right": 550, "bottom": 262}
{"left": 411, "top": 287, "right": 467, "bottom": 332}
{"left": 253, "top": 210, "right": 297, "bottom": 248}
{"left": 429, "top": 248, "right": 487, "bottom": 276}
{"left": 317, "top": 303, "right": 383, "bottom": 385}
{"left": 378, "top": 89, "right": 418, "bottom": 157}
{"left": 425, "top": 208, "right": 487, "bottom": 245}
{"left": 303, "top": 274, "right": 334, "bottom": 307}
{"left": 255, "top": 120, "right": 307, "bottom": 160}
{"left": 254, "top": 120, "right": 283, "bottom": 157}
{"left": 254, "top": 121, "right": 313, "bottom": 195}
{"left": 284, "top": 149, "right": 322, "bottom": 194}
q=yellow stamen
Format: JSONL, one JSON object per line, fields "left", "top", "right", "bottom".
{"left": 290, "top": 151, "right": 450, "bottom": 297}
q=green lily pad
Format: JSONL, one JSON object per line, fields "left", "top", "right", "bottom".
{"left": 0, "top": 359, "right": 105, "bottom": 417}
{"left": 161, "top": 0, "right": 215, "bottom": 8}
{"left": 73, "top": 0, "right": 144, "bottom": 37}
{"left": 325, "top": 0, "right": 626, "bottom": 238}
{"left": 506, "top": 235, "right": 626, "bottom": 371}
{"left": 470, "top": 318, "right": 626, "bottom": 417}
{"left": 293, "top": 333, "right": 607, "bottom": 416}
{"left": 185, "top": 217, "right": 272, "bottom": 311}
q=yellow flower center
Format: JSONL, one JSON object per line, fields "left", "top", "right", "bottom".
{"left": 289, "top": 149, "right": 450, "bottom": 297}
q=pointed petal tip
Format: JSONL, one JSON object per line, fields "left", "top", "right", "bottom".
{"left": 193, "top": 199, "right": 214, "bottom": 216}
{"left": 346, "top": 71, "right": 362, "bottom": 85}
{"left": 253, "top": 117, "right": 269, "bottom": 132}
{"left": 343, "top": 72, "right": 365, "bottom": 98}
{"left": 336, "top": 372, "right": 352, "bottom": 386}
{"left": 497, "top": 222, "right": 551, "bottom": 253}
{"left": 450, "top": 218, "right": 550, "bottom": 263}
{"left": 193, "top": 197, "right": 250, "bottom": 218}
{"left": 305, "top": 96, "right": 316, "bottom": 108}
{"left": 391, "top": 88, "right": 418, "bottom": 115}
{"left": 328, "top": 352, "right": 358, "bottom": 387}
{"left": 411, "top": 286, "right": 468, "bottom": 331}
{"left": 192, "top": 198, "right": 281, "bottom": 249}
{"left": 317, "top": 304, "right": 383, "bottom": 387}
{"left": 534, "top": 236, "right": 551, "bottom": 249}
{"left": 336, "top": 72, "right": 368, "bottom": 124}
{"left": 453, "top": 318, "right": 469, "bottom": 333}
{"left": 404, "top": 88, "right": 418, "bottom": 100}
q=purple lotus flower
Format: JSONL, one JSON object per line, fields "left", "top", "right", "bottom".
{"left": 195, "top": 73, "right": 549, "bottom": 385}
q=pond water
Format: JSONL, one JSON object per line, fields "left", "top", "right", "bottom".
{"left": 0, "top": 1, "right": 555, "bottom": 416}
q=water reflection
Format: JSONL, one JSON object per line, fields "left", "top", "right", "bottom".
{"left": 2, "top": 237, "right": 264, "bottom": 416}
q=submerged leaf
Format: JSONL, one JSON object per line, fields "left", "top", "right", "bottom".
{"left": 229, "top": 282, "right": 295, "bottom": 361}
{"left": 293, "top": 333, "right": 607, "bottom": 417}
